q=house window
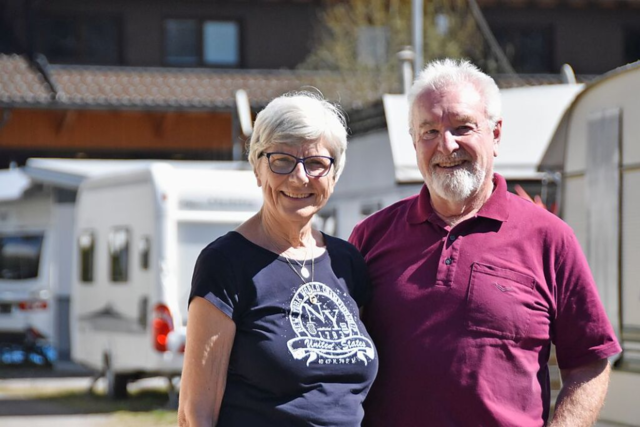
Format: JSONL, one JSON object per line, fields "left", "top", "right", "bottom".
{"left": 78, "top": 230, "right": 95, "bottom": 283}
{"left": 164, "top": 19, "right": 199, "bottom": 66}
{"left": 108, "top": 227, "right": 129, "bottom": 283}
{"left": 203, "top": 21, "right": 239, "bottom": 66}
{"left": 36, "top": 15, "right": 121, "bottom": 65}
{"left": 164, "top": 18, "right": 240, "bottom": 67}
{"left": 0, "top": 234, "right": 44, "bottom": 280}
{"left": 493, "top": 26, "right": 553, "bottom": 73}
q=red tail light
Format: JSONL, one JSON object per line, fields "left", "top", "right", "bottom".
{"left": 18, "top": 301, "right": 48, "bottom": 311}
{"left": 153, "top": 304, "right": 174, "bottom": 352}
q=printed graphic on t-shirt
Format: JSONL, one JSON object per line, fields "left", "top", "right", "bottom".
{"left": 287, "top": 281, "right": 375, "bottom": 366}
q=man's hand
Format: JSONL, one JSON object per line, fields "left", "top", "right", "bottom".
{"left": 549, "top": 358, "right": 611, "bottom": 427}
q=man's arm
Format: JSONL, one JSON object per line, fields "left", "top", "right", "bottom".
{"left": 549, "top": 358, "right": 611, "bottom": 427}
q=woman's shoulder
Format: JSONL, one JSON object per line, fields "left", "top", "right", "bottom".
{"left": 199, "top": 231, "right": 255, "bottom": 260}
{"left": 202, "top": 230, "right": 237, "bottom": 249}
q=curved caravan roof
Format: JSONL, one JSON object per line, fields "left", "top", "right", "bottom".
{"left": 540, "top": 61, "right": 640, "bottom": 172}
{"left": 1, "top": 158, "right": 256, "bottom": 203}
{"left": 23, "top": 158, "right": 251, "bottom": 189}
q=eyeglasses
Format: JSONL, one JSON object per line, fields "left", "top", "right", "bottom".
{"left": 260, "top": 152, "right": 335, "bottom": 177}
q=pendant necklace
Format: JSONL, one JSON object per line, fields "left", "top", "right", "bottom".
{"left": 292, "top": 248, "right": 310, "bottom": 279}
{"left": 285, "top": 246, "right": 314, "bottom": 283}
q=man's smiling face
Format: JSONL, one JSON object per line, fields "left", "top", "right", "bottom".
{"left": 411, "top": 83, "right": 501, "bottom": 203}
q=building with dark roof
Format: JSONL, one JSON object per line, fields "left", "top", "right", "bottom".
{"left": 1, "top": 0, "right": 639, "bottom": 168}
{"left": 0, "top": 53, "right": 376, "bottom": 168}
{"left": 2, "top": 0, "right": 638, "bottom": 74}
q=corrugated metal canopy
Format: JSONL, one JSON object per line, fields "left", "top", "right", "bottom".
{"left": 499, "top": 84, "right": 584, "bottom": 178}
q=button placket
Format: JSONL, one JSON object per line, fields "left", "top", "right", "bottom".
{"left": 436, "top": 232, "right": 459, "bottom": 286}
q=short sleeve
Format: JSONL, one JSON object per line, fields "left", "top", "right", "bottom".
{"left": 552, "top": 232, "right": 621, "bottom": 370}
{"left": 189, "top": 245, "right": 239, "bottom": 320}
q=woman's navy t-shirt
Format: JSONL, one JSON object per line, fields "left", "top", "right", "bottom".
{"left": 189, "top": 231, "right": 378, "bottom": 427}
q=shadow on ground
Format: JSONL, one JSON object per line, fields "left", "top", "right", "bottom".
{"left": 0, "top": 389, "right": 171, "bottom": 417}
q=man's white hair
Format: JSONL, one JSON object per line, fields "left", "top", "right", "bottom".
{"left": 408, "top": 58, "right": 501, "bottom": 132}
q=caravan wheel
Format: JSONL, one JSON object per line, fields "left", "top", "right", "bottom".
{"left": 104, "top": 356, "right": 129, "bottom": 400}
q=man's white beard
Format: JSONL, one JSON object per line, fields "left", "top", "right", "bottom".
{"left": 428, "top": 161, "right": 486, "bottom": 203}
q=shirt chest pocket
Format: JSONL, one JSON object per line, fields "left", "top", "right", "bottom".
{"left": 466, "top": 263, "right": 537, "bottom": 341}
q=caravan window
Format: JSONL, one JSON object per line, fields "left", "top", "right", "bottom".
{"left": 0, "top": 234, "right": 44, "bottom": 280}
{"left": 78, "top": 230, "right": 95, "bottom": 283}
{"left": 108, "top": 228, "right": 129, "bottom": 283}
{"left": 139, "top": 236, "right": 151, "bottom": 270}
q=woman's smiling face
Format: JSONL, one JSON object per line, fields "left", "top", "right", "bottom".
{"left": 256, "top": 138, "right": 337, "bottom": 225}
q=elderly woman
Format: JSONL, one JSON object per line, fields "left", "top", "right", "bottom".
{"left": 178, "top": 92, "right": 378, "bottom": 427}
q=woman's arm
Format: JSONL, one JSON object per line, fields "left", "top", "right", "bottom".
{"left": 178, "top": 297, "right": 236, "bottom": 427}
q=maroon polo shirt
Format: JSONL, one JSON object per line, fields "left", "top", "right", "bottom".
{"left": 349, "top": 174, "right": 621, "bottom": 427}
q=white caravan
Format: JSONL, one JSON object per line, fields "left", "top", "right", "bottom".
{"left": 71, "top": 163, "right": 262, "bottom": 398}
{"left": 0, "top": 159, "right": 164, "bottom": 364}
{"left": 0, "top": 168, "right": 57, "bottom": 364}
{"left": 541, "top": 61, "right": 640, "bottom": 426}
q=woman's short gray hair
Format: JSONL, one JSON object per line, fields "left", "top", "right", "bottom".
{"left": 408, "top": 58, "right": 501, "bottom": 131}
{"left": 247, "top": 91, "right": 348, "bottom": 180}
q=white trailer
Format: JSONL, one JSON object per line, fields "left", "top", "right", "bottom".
{"left": 0, "top": 158, "right": 184, "bottom": 364}
{"left": 541, "top": 61, "right": 640, "bottom": 426}
{"left": 0, "top": 168, "right": 57, "bottom": 364}
{"left": 71, "top": 163, "right": 262, "bottom": 398}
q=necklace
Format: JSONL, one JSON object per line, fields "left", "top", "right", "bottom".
{"left": 285, "top": 246, "right": 314, "bottom": 284}
{"left": 291, "top": 248, "right": 310, "bottom": 278}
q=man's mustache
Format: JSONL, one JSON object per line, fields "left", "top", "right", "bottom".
{"left": 430, "top": 151, "right": 472, "bottom": 166}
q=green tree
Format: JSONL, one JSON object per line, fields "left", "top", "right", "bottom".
{"left": 300, "top": 0, "right": 491, "bottom": 99}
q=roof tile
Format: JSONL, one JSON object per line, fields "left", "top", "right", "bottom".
{"left": 0, "top": 54, "right": 596, "bottom": 111}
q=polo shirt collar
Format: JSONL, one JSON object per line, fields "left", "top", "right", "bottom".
{"left": 477, "top": 173, "right": 510, "bottom": 222}
{"left": 406, "top": 173, "right": 510, "bottom": 225}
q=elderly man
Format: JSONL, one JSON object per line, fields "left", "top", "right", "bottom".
{"left": 349, "top": 59, "right": 621, "bottom": 426}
